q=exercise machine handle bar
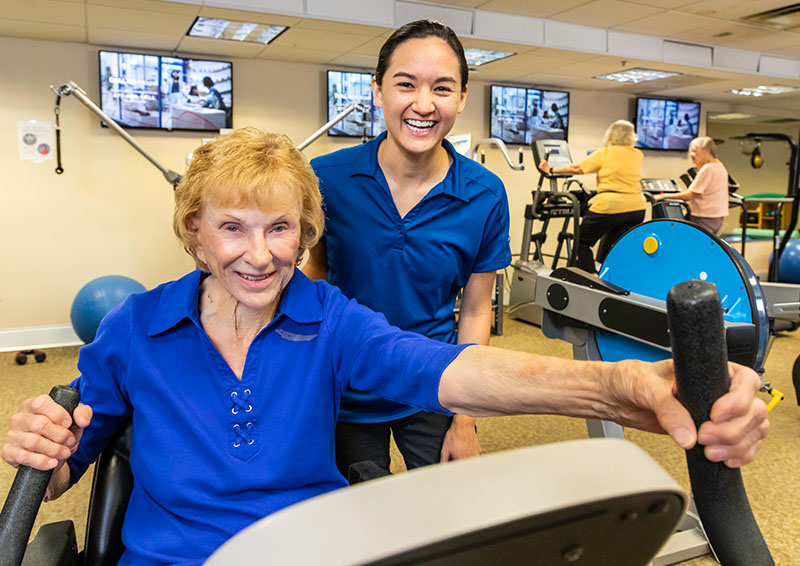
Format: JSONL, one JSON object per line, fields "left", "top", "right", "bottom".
{"left": 51, "top": 81, "right": 183, "bottom": 188}
{"left": 472, "top": 138, "right": 524, "bottom": 170}
{"left": 0, "top": 386, "right": 81, "bottom": 566}
{"left": 667, "top": 280, "right": 773, "bottom": 566}
{"left": 297, "top": 102, "right": 358, "bottom": 151}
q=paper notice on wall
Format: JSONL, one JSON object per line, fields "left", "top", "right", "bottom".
{"left": 18, "top": 120, "right": 54, "bottom": 161}
{"left": 446, "top": 132, "right": 472, "bottom": 158}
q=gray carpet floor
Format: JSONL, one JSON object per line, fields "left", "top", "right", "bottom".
{"left": 1, "top": 315, "right": 798, "bottom": 565}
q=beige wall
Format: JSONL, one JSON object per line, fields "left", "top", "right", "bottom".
{"left": 1, "top": 34, "right": 789, "bottom": 333}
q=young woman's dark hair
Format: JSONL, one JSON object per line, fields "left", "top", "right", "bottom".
{"left": 375, "top": 19, "right": 468, "bottom": 92}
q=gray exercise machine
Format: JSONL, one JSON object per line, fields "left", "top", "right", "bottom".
{"left": 207, "top": 439, "right": 687, "bottom": 566}
{"left": 508, "top": 139, "right": 591, "bottom": 326}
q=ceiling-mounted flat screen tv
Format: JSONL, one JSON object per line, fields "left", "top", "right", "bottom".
{"left": 99, "top": 50, "right": 233, "bottom": 131}
{"left": 327, "top": 70, "right": 386, "bottom": 138}
{"left": 490, "top": 84, "right": 569, "bottom": 145}
{"left": 635, "top": 97, "right": 700, "bottom": 151}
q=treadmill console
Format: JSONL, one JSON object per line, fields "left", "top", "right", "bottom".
{"left": 532, "top": 139, "right": 573, "bottom": 168}
{"left": 641, "top": 178, "right": 680, "bottom": 194}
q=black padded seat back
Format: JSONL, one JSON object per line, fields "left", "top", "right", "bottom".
{"left": 83, "top": 420, "right": 133, "bottom": 566}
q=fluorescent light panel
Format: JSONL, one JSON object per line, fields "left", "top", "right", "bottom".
{"left": 594, "top": 67, "right": 680, "bottom": 83}
{"left": 729, "top": 85, "right": 800, "bottom": 97}
{"left": 464, "top": 48, "right": 515, "bottom": 67}
{"left": 188, "top": 17, "right": 287, "bottom": 45}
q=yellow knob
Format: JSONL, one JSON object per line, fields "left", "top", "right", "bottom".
{"left": 643, "top": 236, "right": 659, "bottom": 255}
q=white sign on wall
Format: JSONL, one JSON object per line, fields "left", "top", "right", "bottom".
{"left": 446, "top": 132, "right": 472, "bottom": 158}
{"left": 18, "top": 120, "right": 54, "bottom": 162}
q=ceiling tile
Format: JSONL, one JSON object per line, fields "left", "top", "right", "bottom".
{"left": 424, "top": 0, "right": 487, "bottom": 7}
{"left": 472, "top": 51, "right": 567, "bottom": 74}
{"left": 294, "top": 17, "right": 391, "bottom": 36}
{"left": 478, "top": 0, "right": 596, "bottom": 19}
{"left": 89, "top": 28, "right": 181, "bottom": 51}
{"left": 762, "top": 40, "right": 800, "bottom": 59}
{"left": 538, "top": 48, "right": 604, "bottom": 62}
{"left": 510, "top": 72, "right": 586, "bottom": 87}
{"left": 176, "top": 35, "right": 267, "bottom": 58}
{"left": 327, "top": 53, "right": 378, "bottom": 70}
{"left": 726, "top": 32, "right": 800, "bottom": 53}
{"left": 272, "top": 26, "right": 374, "bottom": 52}
{"left": 87, "top": 5, "right": 196, "bottom": 35}
{"left": 613, "top": 11, "right": 714, "bottom": 36}
{"left": 347, "top": 34, "right": 392, "bottom": 56}
{"left": 620, "top": 0, "right": 693, "bottom": 8}
{"left": 461, "top": 37, "right": 540, "bottom": 54}
{"left": 669, "top": 21, "right": 779, "bottom": 46}
{"left": 198, "top": 7, "right": 301, "bottom": 27}
{"left": 0, "top": 19, "right": 85, "bottom": 43}
{"left": 550, "top": 0, "right": 662, "bottom": 28}
{"left": 88, "top": 0, "right": 200, "bottom": 16}
{"left": 674, "top": 0, "right": 793, "bottom": 21}
{"left": 0, "top": 0, "right": 85, "bottom": 27}
{"left": 549, "top": 55, "right": 622, "bottom": 77}
{"left": 255, "top": 44, "right": 338, "bottom": 64}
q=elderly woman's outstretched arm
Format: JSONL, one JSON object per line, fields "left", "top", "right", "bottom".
{"left": 438, "top": 346, "right": 768, "bottom": 468}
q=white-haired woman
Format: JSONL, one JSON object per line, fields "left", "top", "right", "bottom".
{"left": 539, "top": 119, "right": 646, "bottom": 273}
{"left": 653, "top": 136, "right": 728, "bottom": 235}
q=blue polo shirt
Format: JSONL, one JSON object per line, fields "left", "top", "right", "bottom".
{"left": 66, "top": 269, "right": 465, "bottom": 566}
{"left": 311, "top": 132, "right": 511, "bottom": 423}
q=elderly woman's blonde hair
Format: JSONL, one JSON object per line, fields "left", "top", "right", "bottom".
{"left": 602, "top": 120, "right": 638, "bottom": 147}
{"left": 173, "top": 127, "right": 324, "bottom": 269}
{"left": 690, "top": 136, "right": 718, "bottom": 158}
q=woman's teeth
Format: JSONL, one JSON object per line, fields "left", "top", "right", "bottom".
{"left": 405, "top": 119, "right": 435, "bottom": 133}
{"left": 240, "top": 273, "right": 268, "bottom": 281}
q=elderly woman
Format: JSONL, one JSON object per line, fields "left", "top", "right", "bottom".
{"left": 3, "top": 128, "right": 767, "bottom": 566}
{"left": 539, "top": 119, "right": 646, "bottom": 273}
{"left": 654, "top": 136, "right": 729, "bottom": 235}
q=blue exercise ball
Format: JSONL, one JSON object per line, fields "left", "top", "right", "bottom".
{"left": 71, "top": 275, "right": 146, "bottom": 343}
{"left": 769, "top": 240, "right": 800, "bottom": 284}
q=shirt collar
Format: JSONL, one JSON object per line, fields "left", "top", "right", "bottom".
{"left": 348, "top": 131, "right": 469, "bottom": 203}
{"left": 148, "top": 268, "right": 323, "bottom": 336}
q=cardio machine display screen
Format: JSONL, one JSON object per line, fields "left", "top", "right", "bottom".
{"left": 326, "top": 70, "right": 386, "bottom": 138}
{"left": 490, "top": 85, "right": 569, "bottom": 145}
{"left": 634, "top": 97, "right": 700, "bottom": 151}
{"left": 98, "top": 50, "right": 233, "bottom": 131}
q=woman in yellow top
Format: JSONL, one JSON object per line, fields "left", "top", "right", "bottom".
{"left": 539, "top": 120, "right": 646, "bottom": 273}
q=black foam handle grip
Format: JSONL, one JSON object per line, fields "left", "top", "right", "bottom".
{"left": 0, "top": 385, "right": 80, "bottom": 566}
{"left": 666, "top": 280, "right": 773, "bottom": 566}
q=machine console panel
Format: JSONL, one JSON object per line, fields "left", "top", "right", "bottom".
{"left": 641, "top": 178, "right": 680, "bottom": 194}
{"left": 532, "top": 139, "right": 573, "bottom": 168}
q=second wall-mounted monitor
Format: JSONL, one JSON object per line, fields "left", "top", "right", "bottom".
{"left": 635, "top": 97, "right": 700, "bottom": 151}
{"left": 99, "top": 50, "right": 233, "bottom": 131}
{"left": 327, "top": 70, "right": 386, "bottom": 138}
{"left": 490, "top": 85, "right": 569, "bottom": 145}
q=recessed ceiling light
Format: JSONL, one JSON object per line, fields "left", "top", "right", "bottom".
{"left": 188, "top": 17, "right": 287, "bottom": 45}
{"left": 594, "top": 67, "right": 680, "bottom": 83}
{"left": 464, "top": 48, "right": 515, "bottom": 67}
{"left": 729, "top": 85, "right": 800, "bottom": 96}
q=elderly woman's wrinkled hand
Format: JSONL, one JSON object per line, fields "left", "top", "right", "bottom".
{"left": 2, "top": 394, "right": 92, "bottom": 471}
{"left": 604, "top": 359, "right": 768, "bottom": 467}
